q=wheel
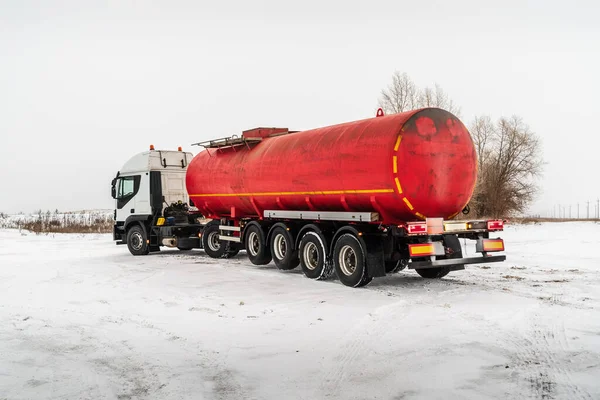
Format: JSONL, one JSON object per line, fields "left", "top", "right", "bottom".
{"left": 126, "top": 225, "right": 149, "bottom": 256}
{"left": 415, "top": 267, "right": 450, "bottom": 279}
{"left": 298, "top": 231, "right": 332, "bottom": 279}
{"left": 332, "top": 233, "right": 372, "bottom": 287}
{"left": 269, "top": 227, "right": 299, "bottom": 270}
{"left": 226, "top": 243, "right": 241, "bottom": 258}
{"left": 385, "top": 259, "right": 408, "bottom": 274}
{"left": 415, "top": 235, "right": 461, "bottom": 279}
{"left": 202, "top": 223, "right": 227, "bottom": 258}
{"left": 244, "top": 224, "right": 272, "bottom": 265}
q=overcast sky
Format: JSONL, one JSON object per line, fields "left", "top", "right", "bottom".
{"left": 1, "top": 0, "right": 598, "bottom": 216}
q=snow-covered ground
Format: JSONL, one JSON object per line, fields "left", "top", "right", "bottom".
{"left": 1, "top": 222, "right": 599, "bottom": 400}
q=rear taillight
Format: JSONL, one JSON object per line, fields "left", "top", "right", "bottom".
{"left": 487, "top": 220, "right": 504, "bottom": 231}
{"left": 406, "top": 221, "right": 427, "bottom": 235}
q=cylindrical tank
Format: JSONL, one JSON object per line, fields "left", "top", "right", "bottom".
{"left": 186, "top": 108, "right": 477, "bottom": 224}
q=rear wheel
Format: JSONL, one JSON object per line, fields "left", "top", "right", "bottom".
{"left": 415, "top": 267, "right": 450, "bottom": 279}
{"left": 127, "top": 225, "right": 149, "bottom": 256}
{"left": 415, "top": 235, "right": 462, "bottom": 279}
{"left": 244, "top": 225, "right": 272, "bottom": 265}
{"left": 269, "top": 227, "right": 299, "bottom": 270}
{"left": 299, "top": 231, "right": 332, "bottom": 279}
{"left": 385, "top": 259, "right": 408, "bottom": 274}
{"left": 202, "top": 223, "right": 227, "bottom": 258}
{"left": 332, "top": 234, "right": 372, "bottom": 287}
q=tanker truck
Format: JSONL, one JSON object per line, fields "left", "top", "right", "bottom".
{"left": 111, "top": 107, "right": 506, "bottom": 288}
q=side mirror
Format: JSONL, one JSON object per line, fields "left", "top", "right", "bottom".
{"left": 111, "top": 178, "right": 117, "bottom": 199}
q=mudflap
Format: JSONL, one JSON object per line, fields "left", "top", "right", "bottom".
{"left": 363, "top": 235, "right": 386, "bottom": 278}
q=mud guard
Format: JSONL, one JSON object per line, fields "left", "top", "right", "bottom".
{"left": 362, "top": 235, "right": 386, "bottom": 278}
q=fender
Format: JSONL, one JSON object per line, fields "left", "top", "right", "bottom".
{"left": 295, "top": 224, "right": 329, "bottom": 256}
{"left": 124, "top": 215, "right": 152, "bottom": 232}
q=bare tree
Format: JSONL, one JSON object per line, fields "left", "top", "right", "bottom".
{"left": 418, "top": 83, "right": 461, "bottom": 116}
{"left": 378, "top": 71, "right": 419, "bottom": 114}
{"left": 470, "top": 115, "right": 543, "bottom": 218}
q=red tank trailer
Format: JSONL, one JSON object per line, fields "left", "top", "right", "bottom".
{"left": 112, "top": 107, "right": 506, "bottom": 288}
{"left": 186, "top": 107, "right": 477, "bottom": 224}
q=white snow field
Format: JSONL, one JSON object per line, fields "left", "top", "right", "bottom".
{"left": 1, "top": 222, "right": 599, "bottom": 400}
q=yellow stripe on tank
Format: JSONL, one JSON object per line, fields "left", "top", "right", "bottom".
{"left": 402, "top": 197, "right": 414, "bottom": 210}
{"left": 189, "top": 189, "right": 395, "bottom": 197}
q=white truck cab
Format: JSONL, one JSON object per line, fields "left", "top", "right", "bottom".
{"left": 111, "top": 146, "right": 200, "bottom": 254}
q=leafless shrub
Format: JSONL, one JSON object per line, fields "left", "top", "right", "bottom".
{"left": 378, "top": 71, "right": 461, "bottom": 115}
{"left": 470, "top": 115, "right": 543, "bottom": 218}
{"left": 0, "top": 210, "right": 113, "bottom": 234}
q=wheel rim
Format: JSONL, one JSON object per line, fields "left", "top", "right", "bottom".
{"left": 130, "top": 231, "right": 143, "bottom": 251}
{"left": 248, "top": 232, "right": 260, "bottom": 256}
{"left": 338, "top": 245, "right": 357, "bottom": 276}
{"left": 303, "top": 242, "right": 319, "bottom": 270}
{"left": 273, "top": 233, "right": 287, "bottom": 260}
{"left": 208, "top": 231, "right": 220, "bottom": 251}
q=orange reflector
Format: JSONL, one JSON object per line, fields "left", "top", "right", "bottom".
{"left": 483, "top": 239, "right": 504, "bottom": 252}
{"left": 178, "top": 146, "right": 182, "bottom": 151}
{"left": 150, "top": 144, "right": 155, "bottom": 150}
{"left": 409, "top": 243, "right": 435, "bottom": 257}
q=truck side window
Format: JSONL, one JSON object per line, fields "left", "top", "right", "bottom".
{"left": 118, "top": 177, "right": 135, "bottom": 198}
{"left": 116, "top": 175, "right": 141, "bottom": 209}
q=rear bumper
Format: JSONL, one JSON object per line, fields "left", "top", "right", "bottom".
{"left": 408, "top": 255, "right": 506, "bottom": 269}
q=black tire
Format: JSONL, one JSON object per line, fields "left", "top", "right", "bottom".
{"left": 385, "top": 259, "right": 408, "bottom": 274}
{"left": 332, "top": 233, "right": 372, "bottom": 287}
{"left": 415, "top": 267, "right": 450, "bottom": 279}
{"left": 227, "top": 246, "right": 240, "bottom": 258}
{"left": 177, "top": 246, "right": 193, "bottom": 251}
{"left": 244, "top": 224, "right": 272, "bottom": 265}
{"left": 202, "top": 223, "right": 227, "bottom": 258}
{"left": 126, "top": 225, "right": 149, "bottom": 256}
{"left": 298, "top": 231, "right": 332, "bottom": 279}
{"left": 269, "top": 226, "right": 299, "bottom": 270}
{"left": 415, "top": 235, "right": 461, "bottom": 279}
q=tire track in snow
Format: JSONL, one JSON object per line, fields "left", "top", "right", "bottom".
{"left": 319, "top": 300, "right": 409, "bottom": 396}
{"left": 473, "top": 311, "right": 593, "bottom": 400}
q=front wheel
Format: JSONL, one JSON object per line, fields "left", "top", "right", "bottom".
{"left": 332, "top": 234, "right": 372, "bottom": 287}
{"left": 127, "top": 225, "right": 149, "bottom": 256}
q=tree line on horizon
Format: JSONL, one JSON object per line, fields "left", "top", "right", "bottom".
{"left": 378, "top": 71, "right": 543, "bottom": 219}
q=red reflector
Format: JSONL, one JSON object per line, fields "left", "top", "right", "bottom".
{"left": 409, "top": 243, "right": 435, "bottom": 257}
{"left": 482, "top": 239, "right": 504, "bottom": 252}
{"left": 407, "top": 222, "right": 427, "bottom": 235}
{"left": 487, "top": 220, "right": 504, "bottom": 231}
